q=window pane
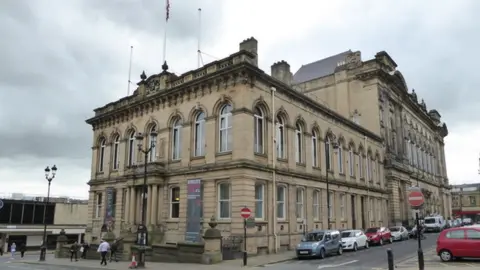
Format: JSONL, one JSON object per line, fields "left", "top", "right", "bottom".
{"left": 277, "top": 186, "right": 284, "bottom": 201}
{"left": 220, "top": 201, "right": 230, "bottom": 218}
{"left": 255, "top": 185, "right": 263, "bottom": 200}
{"left": 219, "top": 184, "right": 230, "bottom": 200}
{"left": 276, "top": 202, "right": 284, "bottom": 219}
{"left": 466, "top": 230, "right": 480, "bottom": 239}
{"left": 446, "top": 230, "right": 464, "bottom": 239}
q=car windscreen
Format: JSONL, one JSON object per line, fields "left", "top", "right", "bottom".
{"left": 341, "top": 231, "right": 354, "bottom": 238}
{"left": 424, "top": 218, "right": 436, "bottom": 224}
{"left": 302, "top": 233, "right": 324, "bottom": 242}
{"left": 390, "top": 227, "right": 400, "bottom": 232}
{"left": 366, "top": 228, "right": 378, "bottom": 233}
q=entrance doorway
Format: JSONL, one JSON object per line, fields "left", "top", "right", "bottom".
{"left": 361, "top": 196, "right": 366, "bottom": 229}
{"left": 351, "top": 195, "right": 356, "bottom": 229}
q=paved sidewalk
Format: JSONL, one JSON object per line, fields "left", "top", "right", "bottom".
{"left": 395, "top": 248, "right": 479, "bottom": 269}
{"left": 11, "top": 250, "right": 296, "bottom": 269}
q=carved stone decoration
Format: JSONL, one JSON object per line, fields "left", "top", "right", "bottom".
{"left": 410, "top": 89, "right": 418, "bottom": 102}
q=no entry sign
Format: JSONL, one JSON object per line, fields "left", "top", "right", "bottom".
{"left": 240, "top": 207, "right": 251, "bottom": 219}
{"left": 408, "top": 188, "right": 425, "bottom": 208}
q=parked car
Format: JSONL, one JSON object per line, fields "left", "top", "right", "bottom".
{"left": 390, "top": 226, "right": 409, "bottom": 241}
{"left": 365, "top": 227, "right": 392, "bottom": 245}
{"left": 436, "top": 226, "right": 480, "bottom": 261}
{"left": 424, "top": 215, "right": 446, "bottom": 232}
{"left": 340, "top": 229, "right": 369, "bottom": 251}
{"left": 296, "top": 230, "right": 343, "bottom": 259}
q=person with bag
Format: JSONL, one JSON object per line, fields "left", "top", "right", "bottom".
{"left": 10, "top": 242, "right": 16, "bottom": 259}
{"left": 70, "top": 241, "right": 79, "bottom": 262}
{"left": 97, "top": 239, "right": 110, "bottom": 266}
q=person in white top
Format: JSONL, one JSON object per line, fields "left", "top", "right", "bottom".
{"left": 10, "top": 243, "right": 16, "bottom": 259}
{"left": 97, "top": 240, "right": 110, "bottom": 266}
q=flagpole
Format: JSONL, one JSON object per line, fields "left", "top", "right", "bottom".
{"left": 197, "top": 8, "right": 202, "bottom": 68}
{"left": 162, "top": 0, "right": 170, "bottom": 64}
{"left": 127, "top": 45, "right": 133, "bottom": 96}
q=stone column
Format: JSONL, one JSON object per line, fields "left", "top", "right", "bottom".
{"left": 125, "top": 187, "right": 131, "bottom": 223}
{"left": 129, "top": 187, "right": 136, "bottom": 224}
{"left": 151, "top": 185, "right": 158, "bottom": 225}
{"left": 146, "top": 185, "right": 152, "bottom": 225}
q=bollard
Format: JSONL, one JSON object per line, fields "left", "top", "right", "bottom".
{"left": 387, "top": 248, "right": 394, "bottom": 270}
{"left": 418, "top": 249, "right": 424, "bottom": 270}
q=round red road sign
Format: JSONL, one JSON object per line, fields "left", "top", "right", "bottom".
{"left": 408, "top": 190, "right": 425, "bottom": 207}
{"left": 240, "top": 207, "right": 251, "bottom": 219}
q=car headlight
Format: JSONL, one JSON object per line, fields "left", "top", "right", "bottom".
{"left": 297, "top": 244, "right": 301, "bottom": 248}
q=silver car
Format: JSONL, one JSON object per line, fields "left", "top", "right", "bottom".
{"left": 389, "top": 226, "right": 409, "bottom": 241}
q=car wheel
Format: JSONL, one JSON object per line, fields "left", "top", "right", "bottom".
{"left": 365, "top": 241, "right": 369, "bottom": 249}
{"left": 389, "top": 237, "right": 393, "bottom": 244}
{"left": 379, "top": 238, "right": 384, "bottom": 245}
{"left": 439, "top": 250, "right": 453, "bottom": 262}
{"left": 337, "top": 246, "right": 343, "bottom": 255}
{"left": 353, "top": 243, "right": 358, "bottom": 252}
{"left": 319, "top": 248, "right": 326, "bottom": 259}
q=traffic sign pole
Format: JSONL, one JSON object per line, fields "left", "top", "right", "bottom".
{"left": 240, "top": 207, "right": 251, "bottom": 267}
{"left": 408, "top": 187, "right": 425, "bottom": 270}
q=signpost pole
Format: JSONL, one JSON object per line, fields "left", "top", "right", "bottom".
{"left": 416, "top": 211, "right": 424, "bottom": 270}
{"left": 243, "top": 218, "right": 247, "bottom": 266}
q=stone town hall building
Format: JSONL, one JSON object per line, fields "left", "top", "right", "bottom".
{"left": 85, "top": 37, "right": 450, "bottom": 253}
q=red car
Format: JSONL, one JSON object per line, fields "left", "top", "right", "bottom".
{"left": 436, "top": 226, "right": 480, "bottom": 261}
{"left": 365, "top": 227, "right": 393, "bottom": 245}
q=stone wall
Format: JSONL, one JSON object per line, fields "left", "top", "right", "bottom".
{"left": 131, "top": 242, "right": 204, "bottom": 263}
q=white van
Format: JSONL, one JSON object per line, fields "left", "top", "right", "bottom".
{"left": 424, "top": 216, "right": 446, "bottom": 232}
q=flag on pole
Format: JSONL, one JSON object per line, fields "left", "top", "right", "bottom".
{"left": 166, "top": 0, "right": 170, "bottom": 21}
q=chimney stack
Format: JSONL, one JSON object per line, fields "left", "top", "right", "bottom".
{"left": 239, "top": 37, "right": 258, "bottom": 66}
{"left": 271, "top": 60, "right": 292, "bottom": 85}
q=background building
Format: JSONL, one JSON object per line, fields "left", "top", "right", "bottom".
{"left": 85, "top": 38, "right": 391, "bottom": 254}
{"left": 452, "top": 183, "right": 480, "bottom": 222}
{"left": 0, "top": 193, "right": 87, "bottom": 252}
{"left": 293, "top": 50, "right": 451, "bottom": 224}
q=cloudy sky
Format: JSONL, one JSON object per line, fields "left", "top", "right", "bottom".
{"left": 1, "top": 0, "right": 479, "bottom": 199}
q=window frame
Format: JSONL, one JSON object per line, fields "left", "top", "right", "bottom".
{"left": 328, "top": 192, "right": 334, "bottom": 220}
{"left": 219, "top": 104, "right": 233, "bottom": 153}
{"left": 172, "top": 119, "right": 182, "bottom": 160}
{"left": 253, "top": 107, "right": 264, "bottom": 154}
{"left": 295, "top": 123, "right": 303, "bottom": 163}
{"left": 276, "top": 185, "right": 286, "bottom": 220}
{"left": 348, "top": 147, "right": 354, "bottom": 176}
{"left": 95, "top": 192, "right": 102, "bottom": 218}
{"left": 217, "top": 182, "right": 231, "bottom": 219}
{"left": 313, "top": 190, "right": 320, "bottom": 220}
{"left": 339, "top": 193, "right": 345, "bottom": 220}
{"left": 312, "top": 130, "right": 318, "bottom": 167}
{"left": 254, "top": 183, "right": 264, "bottom": 220}
{"left": 127, "top": 131, "right": 136, "bottom": 166}
{"left": 99, "top": 138, "right": 106, "bottom": 172}
{"left": 148, "top": 125, "right": 157, "bottom": 162}
{"left": 275, "top": 116, "right": 285, "bottom": 159}
{"left": 194, "top": 111, "right": 206, "bottom": 157}
{"left": 169, "top": 186, "right": 180, "bottom": 219}
{"left": 296, "top": 187, "right": 305, "bottom": 220}
{"left": 337, "top": 144, "right": 343, "bottom": 173}
{"left": 113, "top": 135, "right": 120, "bottom": 170}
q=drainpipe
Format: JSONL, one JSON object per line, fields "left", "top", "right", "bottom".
{"left": 271, "top": 86, "right": 278, "bottom": 253}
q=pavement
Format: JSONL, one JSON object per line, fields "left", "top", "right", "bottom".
{"left": 0, "top": 234, "right": 478, "bottom": 270}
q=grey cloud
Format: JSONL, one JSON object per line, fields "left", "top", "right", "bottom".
{"left": 0, "top": 0, "right": 224, "bottom": 164}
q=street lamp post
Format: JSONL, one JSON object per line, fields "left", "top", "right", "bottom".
{"left": 135, "top": 130, "right": 157, "bottom": 268}
{"left": 39, "top": 165, "right": 57, "bottom": 261}
{"left": 326, "top": 140, "right": 339, "bottom": 230}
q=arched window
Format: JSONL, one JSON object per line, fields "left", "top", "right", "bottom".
{"left": 312, "top": 130, "right": 318, "bottom": 167}
{"left": 275, "top": 116, "right": 285, "bottom": 159}
{"left": 148, "top": 125, "right": 157, "bottom": 162}
{"left": 253, "top": 107, "right": 264, "bottom": 154}
{"left": 219, "top": 104, "right": 233, "bottom": 152}
{"left": 112, "top": 135, "right": 120, "bottom": 169}
{"left": 295, "top": 123, "right": 303, "bottom": 163}
{"left": 358, "top": 150, "right": 364, "bottom": 178}
{"left": 194, "top": 112, "right": 205, "bottom": 157}
{"left": 172, "top": 119, "right": 182, "bottom": 160}
{"left": 99, "top": 138, "right": 106, "bottom": 172}
{"left": 406, "top": 139, "right": 412, "bottom": 164}
{"left": 127, "top": 130, "right": 136, "bottom": 166}
{"left": 325, "top": 139, "right": 332, "bottom": 170}
{"left": 337, "top": 141, "right": 343, "bottom": 173}
{"left": 367, "top": 154, "right": 372, "bottom": 180}
{"left": 348, "top": 146, "right": 354, "bottom": 176}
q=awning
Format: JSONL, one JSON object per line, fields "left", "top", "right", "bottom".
{"left": 452, "top": 210, "right": 480, "bottom": 215}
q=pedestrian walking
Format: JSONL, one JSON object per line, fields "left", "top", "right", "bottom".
{"left": 97, "top": 239, "right": 110, "bottom": 266}
{"left": 109, "top": 240, "right": 118, "bottom": 262}
{"left": 70, "top": 241, "right": 79, "bottom": 262}
{"left": 80, "top": 242, "right": 89, "bottom": 259}
{"left": 19, "top": 243, "right": 26, "bottom": 258}
{"left": 10, "top": 242, "right": 16, "bottom": 259}
{"left": 0, "top": 240, "right": 3, "bottom": 256}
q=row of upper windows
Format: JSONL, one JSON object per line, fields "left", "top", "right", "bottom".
{"left": 96, "top": 103, "right": 381, "bottom": 180}
{"left": 93, "top": 184, "right": 384, "bottom": 221}
{"left": 405, "top": 139, "right": 437, "bottom": 175}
